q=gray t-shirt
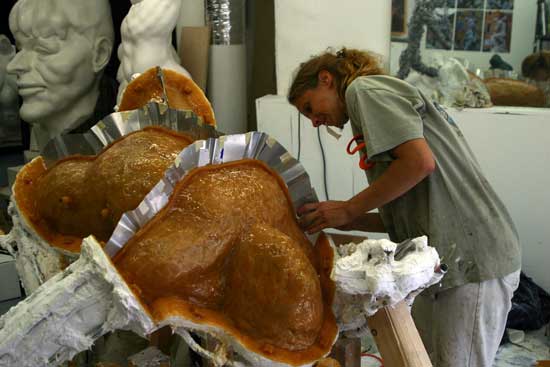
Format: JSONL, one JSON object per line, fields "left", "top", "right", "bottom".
{"left": 345, "top": 75, "right": 521, "bottom": 290}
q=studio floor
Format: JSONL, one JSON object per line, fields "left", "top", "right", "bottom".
{"left": 494, "top": 325, "right": 550, "bottom": 367}
{"left": 360, "top": 325, "right": 550, "bottom": 367}
{"left": 2, "top": 297, "right": 548, "bottom": 366}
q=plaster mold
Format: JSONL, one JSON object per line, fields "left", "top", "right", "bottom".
{"left": 331, "top": 236, "right": 445, "bottom": 337}
{"left": 0, "top": 233, "right": 328, "bottom": 367}
{"left": 102, "top": 133, "right": 336, "bottom": 367}
{"left": 0, "top": 237, "right": 154, "bottom": 367}
{"left": 0, "top": 133, "right": 336, "bottom": 367}
{"left": 0, "top": 199, "right": 76, "bottom": 294}
{"left": 0, "top": 104, "right": 216, "bottom": 294}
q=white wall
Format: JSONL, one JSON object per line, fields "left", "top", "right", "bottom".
{"left": 450, "top": 107, "right": 550, "bottom": 293}
{"left": 256, "top": 95, "right": 550, "bottom": 292}
{"left": 176, "top": 0, "right": 205, "bottom": 50}
{"left": 256, "top": 96, "right": 368, "bottom": 203}
{"left": 274, "top": 0, "right": 392, "bottom": 95}
{"left": 389, "top": 1, "right": 538, "bottom": 75}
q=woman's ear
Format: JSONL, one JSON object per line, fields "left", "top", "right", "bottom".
{"left": 318, "top": 70, "right": 333, "bottom": 86}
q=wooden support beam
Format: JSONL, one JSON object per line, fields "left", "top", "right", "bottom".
{"left": 328, "top": 337, "right": 361, "bottom": 367}
{"left": 367, "top": 301, "right": 432, "bottom": 367}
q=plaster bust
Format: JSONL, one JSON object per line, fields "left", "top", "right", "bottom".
{"left": 0, "top": 35, "right": 16, "bottom": 100}
{"left": 7, "top": 0, "right": 114, "bottom": 145}
{"left": 117, "top": 0, "right": 191, "bottom": 103}
{"left": 0, "top": 35, "right": 19, "bottom": 141}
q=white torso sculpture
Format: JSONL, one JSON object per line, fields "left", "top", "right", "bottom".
{"left": 116, "top": 0, "right": 191, "bottom": 103}
{"left": 6, "top": 0, "right": 114, "bottom": 149}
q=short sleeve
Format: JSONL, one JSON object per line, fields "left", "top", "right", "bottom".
{"left": 348, "top": 86, "right": 425, "bottom": 160}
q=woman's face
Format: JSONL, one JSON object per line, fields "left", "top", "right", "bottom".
{"left": 294, "top": 71, "right": 348, "bottom": 128}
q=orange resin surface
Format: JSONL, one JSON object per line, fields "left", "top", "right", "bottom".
{"left": 14, "top": 127, "right": 193, "bottom": 252}
{"left": 118, "top": 68, "right": 216, "bottom": 127}
{"left": 114, "top": 160, "right": 337, "bottom": 365}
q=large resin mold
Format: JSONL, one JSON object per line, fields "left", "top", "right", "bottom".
{"left": 0, "top": 104, "right": 218, "bottom": 294}
{"left": 0, "top": 133, "right": 338, "bottom": 367}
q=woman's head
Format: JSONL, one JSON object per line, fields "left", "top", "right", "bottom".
{"left": 288, "top": 48, "right": 384, "bottom": 128}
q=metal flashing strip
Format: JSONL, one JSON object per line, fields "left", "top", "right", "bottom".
{"left": 40, "top": 102, "right": 220, "bottom": 166}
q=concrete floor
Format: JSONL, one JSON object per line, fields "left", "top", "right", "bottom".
{"left": 494, "top": 326, "right": 550, "bottom": 367}
{"left": 1, "top": 297, "right": 548, "bottom": 366}
{"left": 360, "top": 325, "right": 550, "bottom": 367}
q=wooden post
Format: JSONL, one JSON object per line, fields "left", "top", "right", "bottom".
{"left": 328, "top": 337, "right": 361, "bottom": 367}
{"left": 367, "top": 301, "right": 432, "bottom": 367}
{"left": 148, "top": 326, "right": 173, "bottom": 356}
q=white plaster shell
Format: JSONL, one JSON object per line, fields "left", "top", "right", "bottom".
{"left": 331, "top": 236, "right": 444, "bottom": 336}
{"left": 0, "top": 237, "right": 154, "bottom": 367}
{"left": 0, "top": 162, "right": 79, "bottom": 294}
{"left": 0, "top": 234, "right": 335, "bottom": 367}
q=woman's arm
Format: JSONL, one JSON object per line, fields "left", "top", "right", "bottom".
{"left": 339, "top": 212, "right": 387, "bottom": 232}
{"left": 298, "top": 138, "right": 435, "bottom": 234}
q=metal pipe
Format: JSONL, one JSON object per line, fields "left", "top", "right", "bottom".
{"left": 205, "top": 0, "right": 246, "bottom": 45}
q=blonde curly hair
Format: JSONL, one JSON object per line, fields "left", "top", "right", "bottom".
{"left": 287, "top": 48, "right": 385, "bottom": 104}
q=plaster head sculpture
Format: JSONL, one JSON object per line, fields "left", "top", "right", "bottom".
{"left": 6, "top": 0, "right": 114, "bottom": 142}
{"left": 116, "top": 0, "right": 191, "bottom": 103}
{"left": 0, "top": 35, "right": 19, "bottom": 136}
{"left": 0, "top": 35, "right": 16, "bottom": 93}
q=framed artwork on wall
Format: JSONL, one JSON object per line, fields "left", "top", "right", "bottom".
{"left": 457, "top": 0, "right": 484, "bottom": 9}
{"left": 454, "top": 10, "right": 484, "bottom": 51}
{"left": 418, "top": 0, "right": 514, "bottom": 52}
{"left": 426, "top": 7, "right": 456, "bottom": 50}
{"left": 483, "top": 10, "right": 513, "bottom": 52}
{"left": 391, "top": 0, "right": 408, "bottom": 41}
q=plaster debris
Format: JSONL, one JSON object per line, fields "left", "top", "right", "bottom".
{"left": 128, "top": 346, "right": 170, "bottom": 367}
{"left": 0, "top": 236, "right": 154, "bottom": 367}
{"left": 405, "top": 56, "right": 492, "bottom": 108}
{"left": 0, "top": 201, "right": 76, "bottom": 294}
{"left": 0, "top": 233, "right": 328, "bottom": 367}
{"left": 0, "top": 132, "right": 333, "bottom": 367}
{"left": 331, "top": 236, "right": 445, "bottom": 337}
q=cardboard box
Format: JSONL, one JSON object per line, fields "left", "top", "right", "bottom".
{"left": 0, "top": 253, "right": 21, "bottom": 301}
{"left": 179, "top": 26, "right": 210, "bottom": 92}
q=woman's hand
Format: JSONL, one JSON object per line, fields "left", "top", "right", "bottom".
{"left": 297, "top": 200, "right": 359, "bottom": 234}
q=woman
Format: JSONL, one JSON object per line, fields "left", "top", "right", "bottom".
{"left": 288, "top": 48, "right": 521, "bottom": 367}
